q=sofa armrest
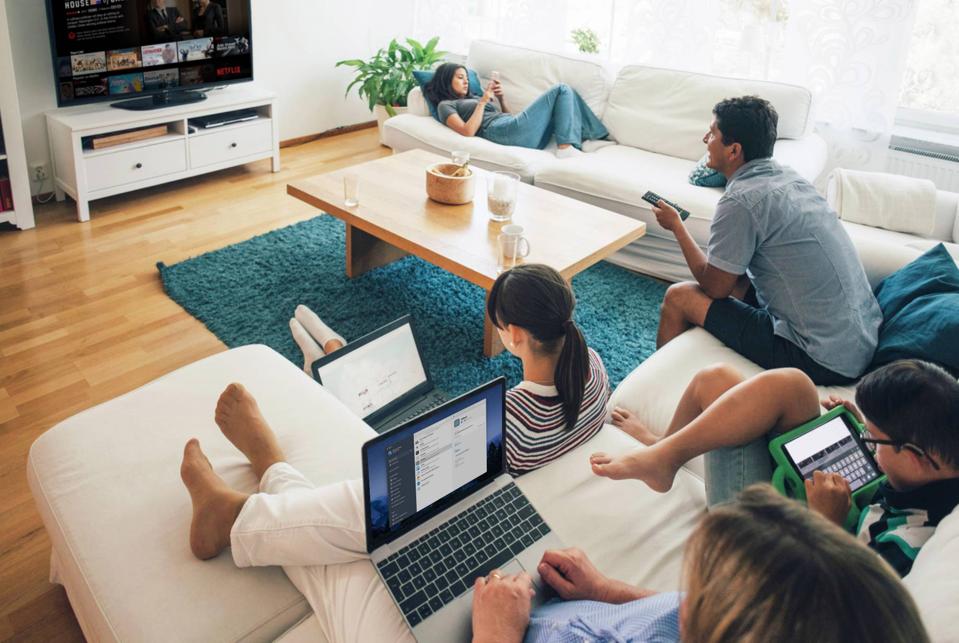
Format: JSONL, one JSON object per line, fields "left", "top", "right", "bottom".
{"left": 772, "top": 133, "right": 828, "bottom": 184}
{"left": 406, "top": 86, "right": 430, "bottom": 117}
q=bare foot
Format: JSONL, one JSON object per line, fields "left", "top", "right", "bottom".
{"left": 180, "top": 439, "right": 248, "bottom": 560}
{"left": 214, "top": 383, "right": 286, "bottom": 479}
{"left": 610, "top": 407, "right": 659, "bottom": 446}
{"left": 589, "top": 447, "right": 680, "bottom": 493}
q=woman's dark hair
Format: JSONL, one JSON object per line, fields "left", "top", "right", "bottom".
{"left": 856, "top": 359, "right": 959, "bottom": 467}
{"left": 712, "top": 96, "right": 778, "bottom": 162}
{"left": 486, "top": 264, "right": 590, "bottom": 429}
{"left": 424, "top": 63, "right": 471, "bottom": 105}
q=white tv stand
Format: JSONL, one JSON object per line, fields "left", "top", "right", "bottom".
{"left": 46, "top": 86, "right": 280, "bottom": 222}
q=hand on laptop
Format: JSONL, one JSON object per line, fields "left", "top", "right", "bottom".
{"left": 821, "top": 395, "right": 865, "bottom": 425}
{"left": 538, "top": 548, "right": 654, "bottom": 604}
{"left": 471, "top": 570, "right": 535, "bottom": 643}
{"left": 805, "top": 470, "right": 852, "bottom": 526}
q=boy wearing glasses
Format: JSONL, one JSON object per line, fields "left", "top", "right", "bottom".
{"left": 590, "top": 359, "right": 959, "bottom": 576}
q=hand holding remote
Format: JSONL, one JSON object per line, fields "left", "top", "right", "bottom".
{"left": 641, "top": 190, "right": 690, "bottom": 232}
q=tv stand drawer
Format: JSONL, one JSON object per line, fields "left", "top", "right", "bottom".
{"left": 189, "top": 120, "right": 272, "bottom": 168}
{"left": 86, "top": 140, "right": 187, "bottom": 192}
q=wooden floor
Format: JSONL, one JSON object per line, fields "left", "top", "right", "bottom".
{"left": 0, "top": 128, "right": 389, "bottom": 642}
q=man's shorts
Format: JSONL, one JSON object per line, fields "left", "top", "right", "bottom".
{"left": 702, "top": 287, "right": 856, "bottom": 386}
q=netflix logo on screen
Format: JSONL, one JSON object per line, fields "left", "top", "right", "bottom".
{"left": 213, "top": 61, "right": 251, "bottom": 81}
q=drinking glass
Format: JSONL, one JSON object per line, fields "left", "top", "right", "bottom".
{"left": 343, "top": 174, "right": 359, "bottom": 207}
{"left": 486, "top": 171, "right": 520, "bottom": 221}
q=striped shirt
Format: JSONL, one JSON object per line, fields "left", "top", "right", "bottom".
{"left": 506, "top": 348, "right": 611, "bottom": 475}
{"left": 856, "top": 477, "right": 959, "bottom": 576}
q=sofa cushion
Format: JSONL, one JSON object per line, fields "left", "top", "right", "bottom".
{"left": 903, "top": 505, "right": 959, "bottom": 643}
{"left": 603, "top": 65, "right": 813, "bottom": 161}
{"left": 26, "top": 345, "right": 378, "bottom": 643}
{"left": 533, "top": 144, "right": 723, "bottom": 246}
{"left": 688, "top": 153, "right": 727, "bottom": 188}
{"left": 871, "top": 244, "right": 959, "bottom": 374}
{"left": 466, "top": 40, "right": 611, "bottom": 117}
{"left": 381, "top": 114, "right": 555, "bottom": 181}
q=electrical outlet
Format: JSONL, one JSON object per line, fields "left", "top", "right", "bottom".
{"left": 30, "top": 162, "right": 50, "bottom": 183}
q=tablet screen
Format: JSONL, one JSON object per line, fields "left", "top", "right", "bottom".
{"left": 782, "top": 414, "right": 881, "bottom": 492}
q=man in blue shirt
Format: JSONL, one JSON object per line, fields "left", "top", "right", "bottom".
{"left": 653, "top": 96, "right": 881, "bottom": 384}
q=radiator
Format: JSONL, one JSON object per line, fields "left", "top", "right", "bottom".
{"left": 885, "top": 142, "right": 959, "bottom": 192}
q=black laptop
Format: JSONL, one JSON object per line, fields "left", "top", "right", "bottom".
{"left": 310, "top": 315, "right": 449, "bottom": 433}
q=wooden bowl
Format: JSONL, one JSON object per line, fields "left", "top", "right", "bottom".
{"left": 426, "top": 163, "right": 475, "bottom": 205}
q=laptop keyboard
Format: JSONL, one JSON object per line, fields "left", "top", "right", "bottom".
{"left": 394, "top": 392, "right": 447, "bottom": 425}
{"left": 376, "top": 483, "right": 551, "bottom": 627}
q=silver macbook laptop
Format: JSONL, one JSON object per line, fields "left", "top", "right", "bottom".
{"left": 310, "top": 315, "right": 448, "bottom": 433}
{"left": 362, "top": 378, "right": 563, "bottom": 641}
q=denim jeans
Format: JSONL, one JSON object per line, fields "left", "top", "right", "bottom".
{"left": 481, "top": 83, "right": 608, "bottom": 150}
{"left": 704, "top": 437, "right": 775, "bottom": 508}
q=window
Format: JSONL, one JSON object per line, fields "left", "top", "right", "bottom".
{"left": 897, "top": 0, "right": 959, "bottom": 132}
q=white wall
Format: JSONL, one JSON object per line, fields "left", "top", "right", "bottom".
{"left": 5, "top": 0, "right": 416, "bottom": 194}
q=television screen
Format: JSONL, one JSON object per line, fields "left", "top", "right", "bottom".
{"left": 47, "top": 0, "right": 253, "bottom": 107}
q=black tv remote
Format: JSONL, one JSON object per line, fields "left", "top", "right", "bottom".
{"left": 641, "top": 191, "right": 690, "bottom": 221}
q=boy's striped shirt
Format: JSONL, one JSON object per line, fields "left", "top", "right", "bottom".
{"left": 506, "top": 348, "right": 611, "bottom": 475}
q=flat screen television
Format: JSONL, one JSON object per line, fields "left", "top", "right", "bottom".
{"left": 46, "top": 0, "right": 253, "bottom": 110}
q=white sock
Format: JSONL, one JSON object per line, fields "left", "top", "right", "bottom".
{"left": 289, "top": 317, "right": 325, "bottom": 373}
{"left": 582, "top": 139, "right": 616, "bottom": 153}
{"left": 295, "top": 304, "right": 346, "bottom": 351}
{"left": 555, "top": 145, "right": 582, "bottom": 159}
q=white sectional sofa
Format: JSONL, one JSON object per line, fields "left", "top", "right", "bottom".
{"left": 384, "top": 40, "right": 959, "bottom": 282}
{"left": 26, "top": 222, "right": 959, "bottom": 643}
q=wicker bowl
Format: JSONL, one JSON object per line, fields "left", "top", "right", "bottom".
{"left": 426, "top": 163, "right": 475, "bottom": 205}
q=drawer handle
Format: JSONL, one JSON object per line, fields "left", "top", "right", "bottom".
{"left": 135, "top": 162, "right": 143, "bottom": 169}
{"left": 230, "top": 142, "right": 238, "bottom": 149}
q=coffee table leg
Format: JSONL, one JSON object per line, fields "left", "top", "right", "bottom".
{"left": 483, "top": 291, "right": 506, "bottom": 357}
{"left": 345, "top": 224, "right": 409, "bottom": 278}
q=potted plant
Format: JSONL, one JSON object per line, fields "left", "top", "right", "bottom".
{"left": 336, "top": 37, "right": 446, "bottom": 144}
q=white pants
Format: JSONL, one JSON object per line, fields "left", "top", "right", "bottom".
{"left": 231, "top": 462, "right": 414, "bottom": 643}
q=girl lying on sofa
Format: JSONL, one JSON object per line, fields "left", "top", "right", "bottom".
{"left": 179, "top": 397, "right": 928, "bottom": 643}
{"left": 289, "top": 264, "right": 611, "bottom": 475}
{"left": 423, "top": 62, "right": 609, "bottom": 156}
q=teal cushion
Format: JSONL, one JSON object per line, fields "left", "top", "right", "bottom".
{"left": 871, "top": 243, "right": 959, "bottom": 375}
{"left": 688, "top": 153, "right": 726, "bottom": 188}
{"left": 412, "top": 68, "right": 483, "bottom": 122}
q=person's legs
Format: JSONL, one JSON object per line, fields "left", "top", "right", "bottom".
{"left": 657, "top": 281, "right": 715, "bottom": 348}
{"left": 295, "top": 305, "right": 345, "bottom": 354}
{"left": 611, "top": 364, "right": 747, "bottom": 445}
{"left": 290, "top": 318, "right": 325, "bottom": 373}
{"left": 591, "top": 368, "right": 820, "bottom": 492}
{"left": 704, "top": 440, "right": 775, "bottom": 508}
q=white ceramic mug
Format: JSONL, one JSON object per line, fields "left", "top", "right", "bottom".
{"left": 498, "top": 223, "right": 530, "bottom": 271}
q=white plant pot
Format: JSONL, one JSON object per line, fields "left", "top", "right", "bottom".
{"left": 373, "top": 104, "right": 408, "bottom": 148}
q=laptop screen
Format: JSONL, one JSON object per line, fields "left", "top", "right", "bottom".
{"left": 362, "top": 378, "right": 506, "bottom": 552}
{"left": 782, "top": 414, "right": 880, "bottom": 491}
{"left": 315, "top": 320, "right": 429, "bottom": 420}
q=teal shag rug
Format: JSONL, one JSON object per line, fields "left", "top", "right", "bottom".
{"left": 157, "top": 215, "right": 666, "bottom": 395}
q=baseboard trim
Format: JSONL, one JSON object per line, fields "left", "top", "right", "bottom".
{"left": 280, "top": 121, "right": 377, "bottom": 148}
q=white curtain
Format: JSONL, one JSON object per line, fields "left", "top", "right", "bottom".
{"left": 411, "top": 0, "right": 919, "bottom": 177}
{"left": 784, "top": 0, "right": 918, "bottom": 178}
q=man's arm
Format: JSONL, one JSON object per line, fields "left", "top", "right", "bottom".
{"left": 654, "top": 201, "right": 741, "bottom": 299}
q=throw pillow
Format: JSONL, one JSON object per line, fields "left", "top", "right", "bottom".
{"left": 412, "top": 68, "right": 483, "bottom": 122}
{"left": 870, "top": 243, "right": 959, "bottom": 375}
{"left": 688, "top": 153, "right": 727, "bottom": 188}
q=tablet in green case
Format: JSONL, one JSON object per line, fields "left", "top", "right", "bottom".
{"left": 769, "top": 406, "right": 886, "bottom": 530}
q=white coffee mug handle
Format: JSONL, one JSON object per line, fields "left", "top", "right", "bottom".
{"left": 517, "top": 236, "right": 530, "bottom": 258}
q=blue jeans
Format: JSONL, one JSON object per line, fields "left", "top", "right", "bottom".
{"left": 704, "top": 437, "right": 774, "bottom": 508}
{"left": 481, "top": 84, "right": 608, "bottom": 150}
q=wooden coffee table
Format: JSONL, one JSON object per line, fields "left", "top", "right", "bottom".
{"left": 287, "top": 149, "right": 646, "bottom": 356}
